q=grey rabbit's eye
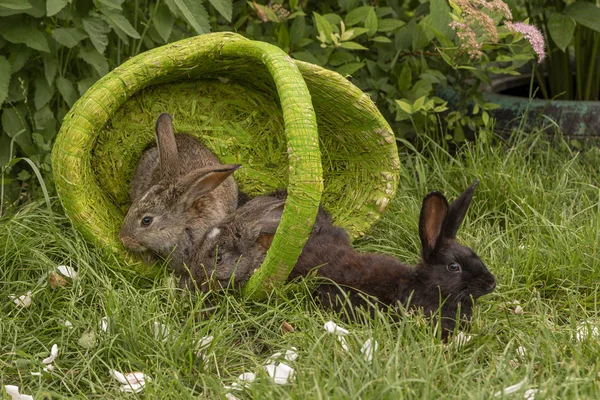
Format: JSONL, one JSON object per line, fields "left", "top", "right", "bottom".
{"left": 215, "top": 251, "right": 223, "bottom": 265}
{"left": 141, "top": 216, "right": 153, "bottom": 227}
{"left": 447, "top": 262, "right": 461, "bottom": 272}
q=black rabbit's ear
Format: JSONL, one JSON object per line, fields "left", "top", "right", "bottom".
{"left": 155, "top": 113, "right": 179, "bottom": 179}
{"left": 255, "top": 201, "right": 285, "bottom": 249}
{"left": 419, "top": 191, "right": 449, "bottom": 259}
{"left": 177, "top": 164, "right": 241, "bottom": 209}
{"left": 442, "top": 180, "right": 479, "bottom": 240}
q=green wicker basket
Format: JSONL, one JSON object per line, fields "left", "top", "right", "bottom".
{"left": 51, "top": 32, "right": 400, "bottom": 297}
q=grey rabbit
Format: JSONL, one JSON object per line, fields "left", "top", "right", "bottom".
{"left": 119, "top": 113, "right": 239, "bottom": 272}
{"left": 191, "top": 181, "right": 496, "bottom": 336}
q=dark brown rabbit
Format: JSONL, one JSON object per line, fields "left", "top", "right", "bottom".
{"left": 192, "top": 182, "right": 495, "bottom": 336}
{"left": 119, "top": 113, "right": 239, "bottom": 271}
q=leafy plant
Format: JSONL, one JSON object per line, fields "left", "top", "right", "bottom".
{"left": 0, "top": 0, "right": 234, "bottom": 203}
{"left": 518, "top": 0, "right": 600, "bottom": 100}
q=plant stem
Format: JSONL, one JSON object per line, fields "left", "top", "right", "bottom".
{"left": 584, "top": 30, "right": 599, "bottom": 101}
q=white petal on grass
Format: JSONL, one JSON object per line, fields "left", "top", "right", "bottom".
{"left": 61, "top": 319, "right": 73, "bottom": 328}
{"left": 494, "top": 378, "right": 527, "bottom": 397}
{"left": 9, "top": 292, "right": 32, "bottom": 308}
{"left": 153, "top": 321, "right": 170, "bottom": 342}
{"left": 109, "top": 370, "right": 151, "bottom": 393}
{"left": 4, "top": 385, "right": 34, "bottom": 400}
{"left": 324, "top": 321, "right": 349, "bottom": 336}
{"left": 195, "top": 335, "right": 214, "bottom": 359}
{"left": 361, "top": 339, "right": 378, "bottom": 363}
{"left": 576, "top": 321, "right": 600, "bottom": 341}
{"left": 524, "top": 389, "right": 539, "bottom": 400}
{"left": 454, "top": 331, "right": 472, "bottom": 348}
{"left": 42, "top": 344, "right": 59, "bottom": 364}
{"left": 225, "top": 394, "right": 241, "bottom": 400}
{"left": 57, "top": 265, "right": 77, "bottom": 278}
{"left": 516, "top": 346, "right": 527, "bottom": 359}
{"left": 109, "top": 369, "right": 128, "bottom": 384}
{"left": 338, "top": 336, "right": 349, "bottom": 351}
{"left": 224, "top": 372, "right": 257, "bottom": 391}
{"left": 100, "top": 316, "right": 109, "bottom": 332}
{"left": 43, "top": 364, "right": 55, "bottom": 372}
{"left": 268, "top": 347, "right": 299, "bottom": 363}
{"left": 30, "top": 372, "right": 42, "bottom": 376}
{"left": 120, "top": 382, "right": 145, "bottom": 393}
{"left": 264, "top": 363, "right": 295, "bottom": 385}
{"left": 514, "top": 305, "right": 524, "bottom": 314}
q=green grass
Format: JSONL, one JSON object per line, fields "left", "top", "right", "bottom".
{"left": 2, "top": 133, "right": 600, "bottom": 398}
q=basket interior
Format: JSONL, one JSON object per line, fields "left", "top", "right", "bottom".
{"left": 93, "top": 75, "right": 396, "bottom": 238}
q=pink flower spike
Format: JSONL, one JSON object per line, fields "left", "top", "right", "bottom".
{"left": 506, "top": 21, "right": 546, "bottom": 63}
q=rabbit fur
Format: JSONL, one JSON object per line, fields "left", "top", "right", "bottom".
{"left": 119, "top": 113, "right": 239, "bottom": 271}
{"left": 191, "top": 182, "right": 496, "bottom": 335}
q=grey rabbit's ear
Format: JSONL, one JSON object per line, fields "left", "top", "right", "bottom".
{"left": 254, "top": 200, "right": 285, "bottom": 249}
{"left": 155, "top": 113, "right": 179, "bottom": 179}
{"left": 176, "top": 164, "right": 242, "bottom": 209}
{"left": 419, "top": 191, "right": 449, "bottom": 260}
{"left": 441, "top": 180, "right": 479, "bottom": 240}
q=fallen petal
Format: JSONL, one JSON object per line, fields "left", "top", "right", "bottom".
{"left": 494, "top": 378, "right": 527, "bottom": 397}
{"left": 516, "top": 346, "right": 527, "bottom": 359}
{"left": 324, "top": 321, "right": 349, "bottom": 336}
{"left": 99, "top": 316, "right": 109, "bottom": 333}
{"left": 4, "top": 385, "right": 34, "bottom": 400}
{"left": 61, "top": 319, "right": 73, "bottom": 328}
{"left": 109, "top": 369, "right": 128, "bottom": 384}
{"left": 454, "top": 331, "right": 473, "bottom": 348}
{"left": 514, "top": 305, "right": 524, "bottom": 314}
{"left": 9, "top": 292, "right": 32, "bottom": 308}
{"left": 49, "top": 272, "right": 68, "bottom": 288}
{"left": 524, "top": 389, "right": 538, "bottom": 400}
{"left": 576, "top": 321, "right": 600, "bottom": 341}
{"left": 153, "top": 321, "right": 169, "bottom": 342}
{"left": 338, "top": 336, "right": 349, "bottom": 351}
{"left": 125, "top": 372, "right": 151, "bottom": 385}
{"left": 57, "top": 265, "right": 77, "bottom": 279}
{"left": 268, "top": 347, "right": 298, "bottom": 363}
{"left": 195, "top": 335, "right": 214, "bottom": 355}
{"left": 120, "top": 382, "right": 145, "bottom": 393}
{"left": 238, "top": 372, "right": 256, "bottom": 382}
{"left": 42, "top": 344, "right": 58, "bottom": 364}
{"left": 361, "top": 339, "right": 378, "bottom": 363}
{"left": 264, "top": 363, "right": 295, "bottom": 385}
{"left": 282, "top": 321, "right": 294, "bottom": 333}
{"left": 225, "top": 394, "right": 241, "bottom": 400}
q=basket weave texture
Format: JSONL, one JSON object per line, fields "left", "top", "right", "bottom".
{"left": 51, "top": 32, "right": 400, "bottom": 297}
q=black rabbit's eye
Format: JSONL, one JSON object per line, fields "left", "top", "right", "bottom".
{"left": 141, "top": 216, "right": 153, "bottom": 227}
{"left": 447, "top": 262, "right": 461, "bottom": 272}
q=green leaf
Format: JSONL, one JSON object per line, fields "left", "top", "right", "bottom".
{"left": 43, "top": 56, "right": 58, "bottom": 85}
{"left": 564, "top": 2, "right": 600, "bottom": 33}
{"left": 546, "top": 12, "right": 575, "bottom": 51}
{"left": 371, "top": 36, "right": 392, "bottom": 43}
{"left": 2, "top": 106, "right": 35, "bottom": 156}
{"left": 77, "top": 77, "right": 97, "bottom": 96}
{"left": 173, "top": 0, "right": 210, "bottom": 34}
{"left": 78, "top": 47, "right": 109, "bottom": 76}
{"left": 82, "top": 17, "right": 110, "bottom": 54}
{"left": 0, "top": 24, "right": 50, "bottom": 52}
{"left": 398, "top": 62, "right": 412, "bottom": 91}
{"left": 98, "top": 0, "right": 123, "bottom": 9}
{"left": 277, "top": 23, "right": 290, "bottom": 50}
{"left": 412, "top": 96, "right": 425, "bottom": 112}
{"left": 56, "top": 76, "right": 78, "bottom": 107}
{"left": 426, "top": 0, "right": 454, "bottom": 38}
{"left": 336, "top": 62, "right": 365, "bottom": 77}
{"left": 0, "top": 0, "right": 32, "bottom": 10}
{"left": 46, "top": 0, "right": 68, "bottom": 16}
{"left": 52, "top": 27, "right": 88, "bottom": 48}
{"left": 290, "top": 15, "right": 306, "bottom": 47}
{"left": 0, "top": 134, "right": 11, "bottom": 168}
{"left": 377, "top": 19, "right": 404, "bottom": 32}
{"left": 8, "top": 45, "right": 30, "bottom": 73}
{"left": 339, "top": 41, "right": 369, "bottom": 50}
{"left": 34, "top": 105, "right": 55, "bottom": 130}
{"left": 344, "top": 5, "right": 371, "bottom": 26}
{"left": 365, "top": 7, "right": 377, "bottom": 37}
{"left": 313, "top": 12, "right": 333, "bottom": 43}
{"left": 396, "top": 99, "right": 413, "bottom": 114}
{"left": 292, "top": 51, "right": 320, "bottom": 65}
{"left": 100, "top": 9, "right": 141, "bottom": 38}
{"left": 34, "top": 76, "right": 53, "bottom": 110}
{"left": 208, "top": 0, "right": 232, "bottom": 22}
{"left": 0, "top": 55, "right": 10, "bottom": 106}
{"left": 153, "top": 2, "right": 175, "bottom": 43}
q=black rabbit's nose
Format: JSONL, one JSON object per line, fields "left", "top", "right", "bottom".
{"left": 487, "top": 280, "right": 496, "bottom": 291}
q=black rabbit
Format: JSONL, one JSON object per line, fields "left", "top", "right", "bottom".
{"left": 192, "top": 182, "right": 496, "bottom": 336}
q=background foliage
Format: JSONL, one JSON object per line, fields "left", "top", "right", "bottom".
{"left": 0, "top": 0, "right": 536, "bottom": 208}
